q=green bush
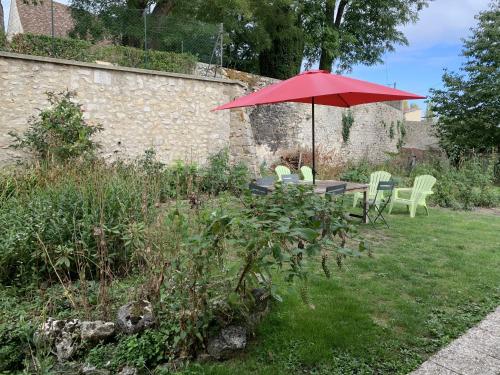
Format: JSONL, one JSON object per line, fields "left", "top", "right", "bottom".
{"left": 9, "top": 33, "right": 92, "bottom": 61}
{"left": 6, "top": 33, "right": 197, "bottom": 74}
{"left": 339, "top": 159, "right": 371, "bottom": 183}
{"left": 0, "top": 31, "right": 7, "bottom": 49}
{"left": 9, "top": 91, "right": 102, "bottom": 162}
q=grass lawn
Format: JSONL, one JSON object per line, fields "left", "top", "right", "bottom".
{"left": 189, "top": 206, "right": 500, "bottom": 375}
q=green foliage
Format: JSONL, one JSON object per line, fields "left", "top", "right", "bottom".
{"left": 9, "top": 91, "right": 102, "bottom": 162}
{"left": 388, "top": 121, "right": 395, "bottom": 140}
{"left": 397, "top": 120, "right": 407, "bottom": 149}
{"left": 9, "top": 33, "right": 92, "bottom": 61}
{"left": 341, "top": 110, "right": 354, "bottom": 143}
{"left": 429, "top": 3, "right": 500, "bottom": 157}
{"left": 6, "top": 33, "right": 197, "bottom": 74}
{"left": 302, "top": 0, "right": 431, "bottom": 72}
{"left": 200, "top": 149, "right": 249, "bottom": 195}
{"left": 0, "top": 162, "right": 162, "bottom": 285}
{"left": 339, "top": 159, "right": 371, "bottom": 183}
{"left": 0, "top": 30, "right": 7, "bottom": 49}
{"left": 340, "top": 152, "right": 499, "bottom": 209}
{"left": 410, "top": 155, "right": 499, "bottom": 209}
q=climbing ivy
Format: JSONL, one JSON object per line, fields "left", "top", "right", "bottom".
{"left": 396, "top": 120, "right": 407, "bottom": 149}
{"left": 388, "top": 121, "right": 395, "bottom": 140}
{"left": 341, "top": 110, "right": 355, "bottom": 143}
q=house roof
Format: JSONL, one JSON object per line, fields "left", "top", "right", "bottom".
{"left": 14, "top": 0, "right": 74, "bottom": 37}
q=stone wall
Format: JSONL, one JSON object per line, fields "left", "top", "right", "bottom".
{"left": 1, "top": 52, "right": 430, "bottom": 175}
{"left": 404, "top": 120, "right": 440, "bottom": 150}
{"left": 0, "top": 52, "right": 258, "bottom": 171}
{"left": 217, "top": 68, "right": 405, "bottom": 167}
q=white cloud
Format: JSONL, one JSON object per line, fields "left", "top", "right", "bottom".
{"left": 400, "top": 0, "right": 492, "bottom": 49}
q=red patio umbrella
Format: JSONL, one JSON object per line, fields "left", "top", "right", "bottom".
{"left": 214, "top": 70, "right": 425, "bottom": 184}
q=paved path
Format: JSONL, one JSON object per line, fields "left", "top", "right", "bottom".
{"left": 410, "top": 307, "right": 500, "bottom": 375}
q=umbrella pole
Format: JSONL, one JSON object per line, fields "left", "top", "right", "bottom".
{"left": 312, "top": 97, "right": 316, "bottom": 185}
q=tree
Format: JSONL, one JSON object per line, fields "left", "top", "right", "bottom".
{"left": 301, "top": 0, "right": 430, "bottom": 72}
{"left": 429, "top": 2, "right": 500, "bottom": 156}
{"left": 255, "top": 0, "right": 304, "bottom": 79}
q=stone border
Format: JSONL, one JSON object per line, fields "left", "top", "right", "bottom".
{"left": 0, "top": 51, "right": 245, "bottom": 87}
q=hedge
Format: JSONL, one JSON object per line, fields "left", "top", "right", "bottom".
{"left": 2, "top": 33, "right": 197, "bottom": 75}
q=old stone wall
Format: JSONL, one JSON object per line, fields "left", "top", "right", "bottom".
{"left": 1, "top": 52, "right": 430, "bottom": 175}
{"left": 215, "top": 68, "right": 406, "bottom": 167}
{"left": 0, "top": 52, "right": 258, "bottom": 171}
{"left": 404, "top": 120, "right": 440, "bottom": 150}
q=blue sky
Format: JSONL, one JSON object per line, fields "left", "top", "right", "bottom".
{"left": 2, "top": 0, "right": 491, "bottom": 110}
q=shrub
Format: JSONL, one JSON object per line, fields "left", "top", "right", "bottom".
{"left": 9, "top": 33, "right": 92, "bottom": 61}
{"left": 9, "top": 91, "right": 102, "bottom": 162}
{"left": 339, "top": 159, "right": 372, "bottom": 183}
{"left": 0, "top": 31, "right": 7, "bottom": 49}
{"left": 7, "top": 33, "right": 197, "bottom": 74}
{"left": 200, "top": 148, "right": 249, "bottom": 195}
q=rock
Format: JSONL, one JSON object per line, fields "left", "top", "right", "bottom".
{"left": 207, "top": 325, "right": 247, "bottom": 360}
{"left": 81, "top": 321, "right": 115, "bottom": 342}
{"left": 81, "top": 364, "right": 111, "bottom": 375}
{"left": 39, "top": 318, "right": 81, "bottom": 362}
{"left": 116, "top": 300, "right": 155, "bottom": 334}
{"left": 55, "top": 332, "right": 78, "bottom": 362}
{"left": 118, "top": 366, "right": 138, "bottom": 375}
{"left": 40, "top": 318, "right": 80, "bottom": 342}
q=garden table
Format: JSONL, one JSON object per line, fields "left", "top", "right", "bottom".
{"left": 257, "top": 179, "right": 369, "bottom": 224}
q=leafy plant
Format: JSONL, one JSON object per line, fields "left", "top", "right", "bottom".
{"left": 397, "top": 120, "right": 407, "bottom": 149}
{"left": 9, "top": 91, "right": 102, "bottom": 162}
{"left": 389, "top": 121, "right": 395, "bottom": 140}
{"left": 6, "top": 33, "right": 198, "bottom": 74}
{"left": 341, "top": 110, "right": 355, "bottom": 143}
{"left": 200, "top": 148, "right": 249, "bottom": 195}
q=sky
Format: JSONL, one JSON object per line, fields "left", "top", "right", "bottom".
{"left": 1, "top": 0, "right": 492, "bottom": 111}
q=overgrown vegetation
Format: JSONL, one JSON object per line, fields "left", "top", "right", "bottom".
{"left": 2, "top": 33, "right": 197, "bottom": 74}
{"left": 0, "top": 92, "right": 369, "bottom": 372}
{"left": 340, "top": 151, "right": 499, "bottom": 209}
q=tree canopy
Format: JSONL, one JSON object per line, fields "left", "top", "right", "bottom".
{"left": 70, "top": 0, "right": 430, "bottom": 78}
{"left": 429, "top": 2, "right": 500, "bottom": 156}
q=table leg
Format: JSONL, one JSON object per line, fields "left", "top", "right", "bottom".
{"left": 363, "top": 190, "right": 368, "bottom": 224}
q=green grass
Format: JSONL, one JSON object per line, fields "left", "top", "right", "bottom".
{"left": 187, "top": 207, "right": 500, "bottom": 374}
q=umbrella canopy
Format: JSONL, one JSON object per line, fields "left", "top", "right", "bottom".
{"left": 214, "top": 70, "right": 425, "bottom": 183}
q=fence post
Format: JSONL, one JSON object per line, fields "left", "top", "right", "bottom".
{"left": 219, "top": 23, "right": 223, "bottom": 72}
{"left": 51, "top": 0, "right": 55, "bottom": 56}
{"left": 144, "top": 7, "right": 148, "bottom": 69}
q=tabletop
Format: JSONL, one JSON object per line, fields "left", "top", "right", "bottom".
{"left": 257, "top": 179, "right": 368, "bottom": 194}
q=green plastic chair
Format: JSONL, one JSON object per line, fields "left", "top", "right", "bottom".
{"left": 388, "top": 174, "right": 436, "bottom": 218}
{"left": 352, "top": 171, "right": 392, "bottom": 208}
{"left": 300, "top": 166, "right": 313, "bottom": 182}
{"left": 275, "top": 165, "right": 291, "bottom": 181}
